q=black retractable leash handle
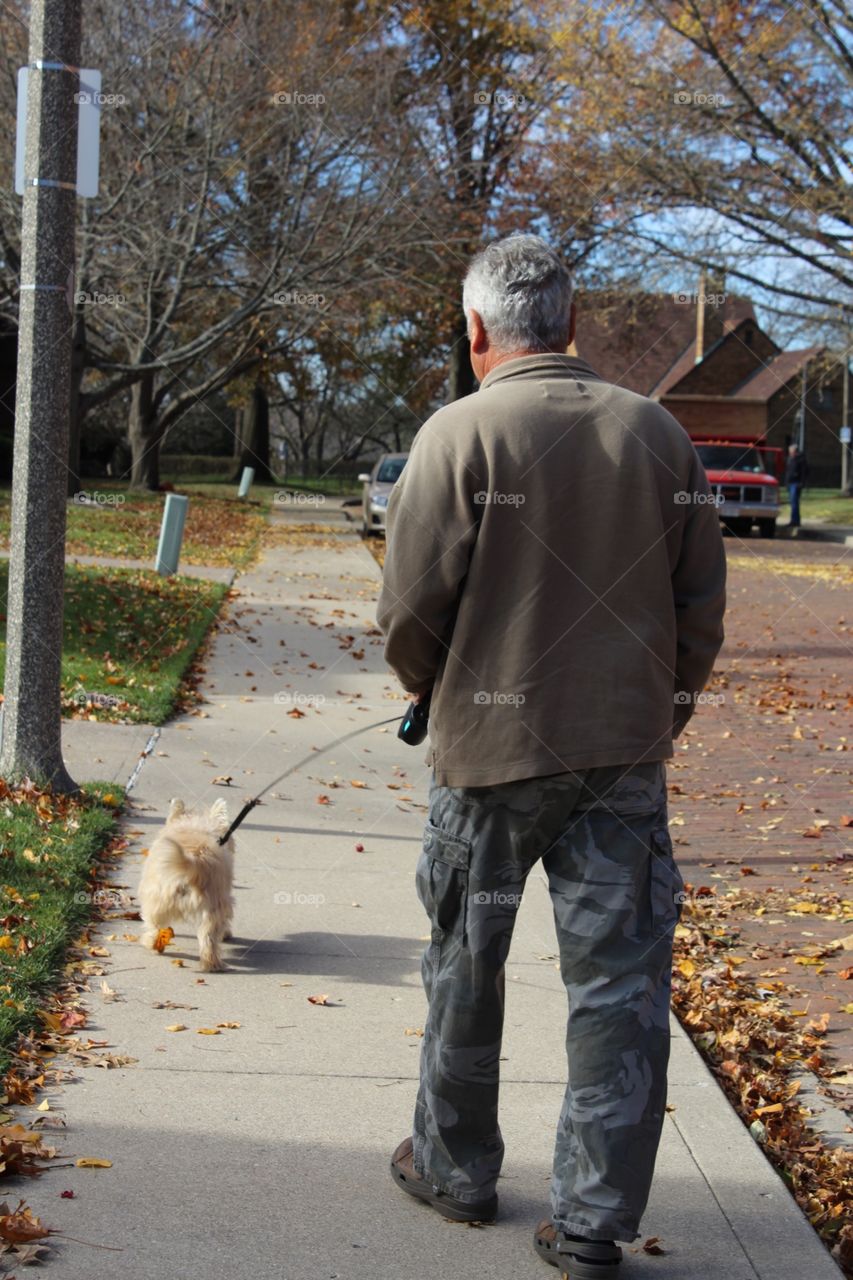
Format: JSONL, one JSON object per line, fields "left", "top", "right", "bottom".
{"left": 397, "top": 691, "right": 432, "bottom": 745}
{"left": 217, "top": 692, "right": 432, "bottom": 845}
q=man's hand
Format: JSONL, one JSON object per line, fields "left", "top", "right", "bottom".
{"left": 408, "top": 689, "right": 430, "bottom": 705}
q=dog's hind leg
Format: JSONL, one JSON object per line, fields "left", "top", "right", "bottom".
{"left": 198, "top": 914, "right": 227, "bottom": 972}
{"left": 140, "top": 903, "right": 173, "bottom": 952}
{"left": 221, "top": 907, "right": 235, "bottom": 943}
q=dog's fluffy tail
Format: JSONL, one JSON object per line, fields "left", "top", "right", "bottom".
{"left": 148, "top": 834, "right": 195, "bottom": 874}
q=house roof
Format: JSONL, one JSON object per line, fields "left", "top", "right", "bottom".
{"left": 730, "top": 347, "right": 824, "bottom": 401}
{"left": 570, "top": 291, "right": 757, "bottom": 397}
{"left": 569, "top": 293, "right": 699, "bottom": 395}
{"left": 649, "top": 299, "right": 759, "bottom": 398}
{"left": 649, "top": 339, "right": 699, "bottom": 398}
{"left": 568, "top": 291, "right": 827, "bottom": 406}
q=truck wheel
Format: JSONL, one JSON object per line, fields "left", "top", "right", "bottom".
{"left": 723, "top": 518, "right": 750, "bottom": 537}
{"left": 759, "top": 520, "right": 776, "bottom": 539}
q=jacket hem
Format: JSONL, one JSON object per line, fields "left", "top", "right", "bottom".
{"left": 428, "top": 740, "right": 674, "bottom": 789}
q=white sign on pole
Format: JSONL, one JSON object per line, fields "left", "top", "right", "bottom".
{"left": 841, "top": 426, "right": 852, "bottom": 445}
{"left": 15, "top": 66, "right": 101, "bottom": 198}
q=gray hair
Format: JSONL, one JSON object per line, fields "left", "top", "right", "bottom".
{"left": 462, "top": 234, "right": 574, "bottom": 354}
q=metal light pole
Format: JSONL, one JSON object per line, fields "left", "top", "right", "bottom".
{"left": 797, "top": 360, "right": 808, "bottom": 453}
{"left": 0, "top": 0, "right": 81, "bottom": 790}
{"left": 842, "top": 354, "right": 850, "bottom": 496}
{"left": 841, "top": 307, "right": 852, "bottom": 498}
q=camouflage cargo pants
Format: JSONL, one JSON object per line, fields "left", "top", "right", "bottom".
{"left": 412, "top": 761, "right": 683, "bottom": 1242}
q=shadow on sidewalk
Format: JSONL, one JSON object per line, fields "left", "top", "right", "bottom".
{"left": 157, "top": 930, "right": 425, "bottom": 986}
{"left": 32, "top": 1114, "right": 773, "bottom": 1280}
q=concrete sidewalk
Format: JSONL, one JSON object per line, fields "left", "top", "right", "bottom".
{"left": 40, "top": 523, "right": 841, "bottom": 1280}
{"left": 0, "top": 549, "right": 238, "bottom": 582}
{"left": 787, "top": 520, "right": 853, "bottom": 546}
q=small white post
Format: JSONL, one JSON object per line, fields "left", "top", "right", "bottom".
{"left": 155, "top": 493, "right": 189, "bottom": 576}
{"left": 238, "top": 466, "right": 254, "bottom": 499}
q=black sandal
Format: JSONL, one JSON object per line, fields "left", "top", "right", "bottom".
{"left": 534, "top": 1219, "right": 622, "bottom": 1278}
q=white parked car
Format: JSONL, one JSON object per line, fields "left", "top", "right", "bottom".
{"left": 358, "top": 452, "right": 408, "bottom": 534}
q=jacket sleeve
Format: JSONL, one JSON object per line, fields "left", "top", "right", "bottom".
{"left": 376, "top": 419, "right": 480, "bottom": 694}
{"left": 671, "top": 453, "right": 727, "bottom": 736}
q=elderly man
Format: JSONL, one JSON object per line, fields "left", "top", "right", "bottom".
{"left": 378, "top": 234, "right": 725, "bottom": 1277}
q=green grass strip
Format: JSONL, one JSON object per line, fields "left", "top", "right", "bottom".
{"left": 0, "top": 564, "right": 227, "bottom": 724}
{"left": 0, "top": 783, "right": 123, "bottom": 1077}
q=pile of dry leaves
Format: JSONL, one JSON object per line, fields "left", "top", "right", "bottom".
{"left": 672, "top": 893, "right": 853, "bottom": 1272}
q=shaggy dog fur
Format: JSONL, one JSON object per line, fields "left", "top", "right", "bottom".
{"left": 139, "top": 798, "right": 235, "bottom": 972}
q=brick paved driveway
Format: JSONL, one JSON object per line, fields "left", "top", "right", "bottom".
{"left": 671, "top": 533, "right": 853, "bottom": 1097}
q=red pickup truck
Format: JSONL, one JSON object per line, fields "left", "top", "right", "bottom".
{"left": 691, "top": 437, "right": 783, "bottom": 539}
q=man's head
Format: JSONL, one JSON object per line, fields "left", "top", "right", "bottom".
{"left": 462, "top": 234, "right": 575, "bottom": 382}
{"left": 789, "top": 444, "right": 799, "bottom": 456}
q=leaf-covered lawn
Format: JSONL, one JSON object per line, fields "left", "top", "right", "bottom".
{"left": 783, "top": 488, "right": 853, "bottom": 527}
{"left": 726, "top": 554, "right": 853, "bottom": 586}
{"left": 0, "top": 564, "right": 227, "bottom": 724}
{"left": 0, "top": 486, "right": 268, "bottom": 569}
{"left": 0, "top": 780, "right": 122, "bottom": 1076}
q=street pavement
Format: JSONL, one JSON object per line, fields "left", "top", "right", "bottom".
{"left": 37, "top": 517, "right": 844, "bottom": 1280}
{"left": 664, "top": 532, "right": 853, "bottom": 1111}
{"left": 795, "top": 522, "right": 853, "bottom": 547}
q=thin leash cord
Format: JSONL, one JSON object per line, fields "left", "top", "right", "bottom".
{"left": 217, "top": 713, "right": 402, "bottom": 845}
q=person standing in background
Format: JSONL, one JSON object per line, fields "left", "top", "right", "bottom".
{"left": 785, "top": 443, "right": 809, "bottom": 531}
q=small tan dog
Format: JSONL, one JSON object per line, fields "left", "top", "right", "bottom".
{"left": 139, "top": 798, "right": 235, "bottom": 972}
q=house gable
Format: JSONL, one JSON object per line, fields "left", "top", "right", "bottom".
{"left": 664, "top": 319, "right": 779, "bottom": 397}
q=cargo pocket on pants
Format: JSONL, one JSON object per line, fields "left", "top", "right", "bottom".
{"left": 649, "top": 824, "right": 685, "bottom": 938}
{"left": 416, "top": 821, "right": 472, "bottom": 944}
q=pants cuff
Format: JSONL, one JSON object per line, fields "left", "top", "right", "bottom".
{"left": 412, "top": 1133, "right": 496, "bottom": 1205}
{"left": 412, "top": 1157, "right": 491, "bottom": 1205}
{"left": 554, "top": 1215, "right": 640, "bottom": 1244}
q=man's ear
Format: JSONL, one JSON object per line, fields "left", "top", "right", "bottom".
{"left": 467, "top": 308, "right": 488, "bottom": 354}
{"left": 567, "top": 301, "right": 577, "bottom": 349}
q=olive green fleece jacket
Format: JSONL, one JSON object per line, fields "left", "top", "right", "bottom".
{"left": 377, "top": 353, "right": 726, "bottom": 788}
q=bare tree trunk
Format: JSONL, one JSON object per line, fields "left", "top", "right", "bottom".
{"left": 231, "top": 381, "right": 273, "bottom": 482}
{"left": 249, "top": 382, "right": 272, "bottom": 482}
{"left": 229, "top": 403, "right": 245, "bottom": 479}
{"left": 447, "top": 312, "right": 474, "bottom": 400}
{"left": 232, "top": 402, "right": 245, "bottom": 463}
{"left": 128, "top": 369, "right": 160, "bottom": 490}
{"left": 314, "top": 426, "right": 326, "bottom": 474}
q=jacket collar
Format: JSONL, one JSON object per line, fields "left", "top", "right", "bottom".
{"left": 479, "top": 352, "right": 602, "bottom": 391}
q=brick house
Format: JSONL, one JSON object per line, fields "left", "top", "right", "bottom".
{"left": 570, "top": 291, "right": 846, "bottom": 485}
